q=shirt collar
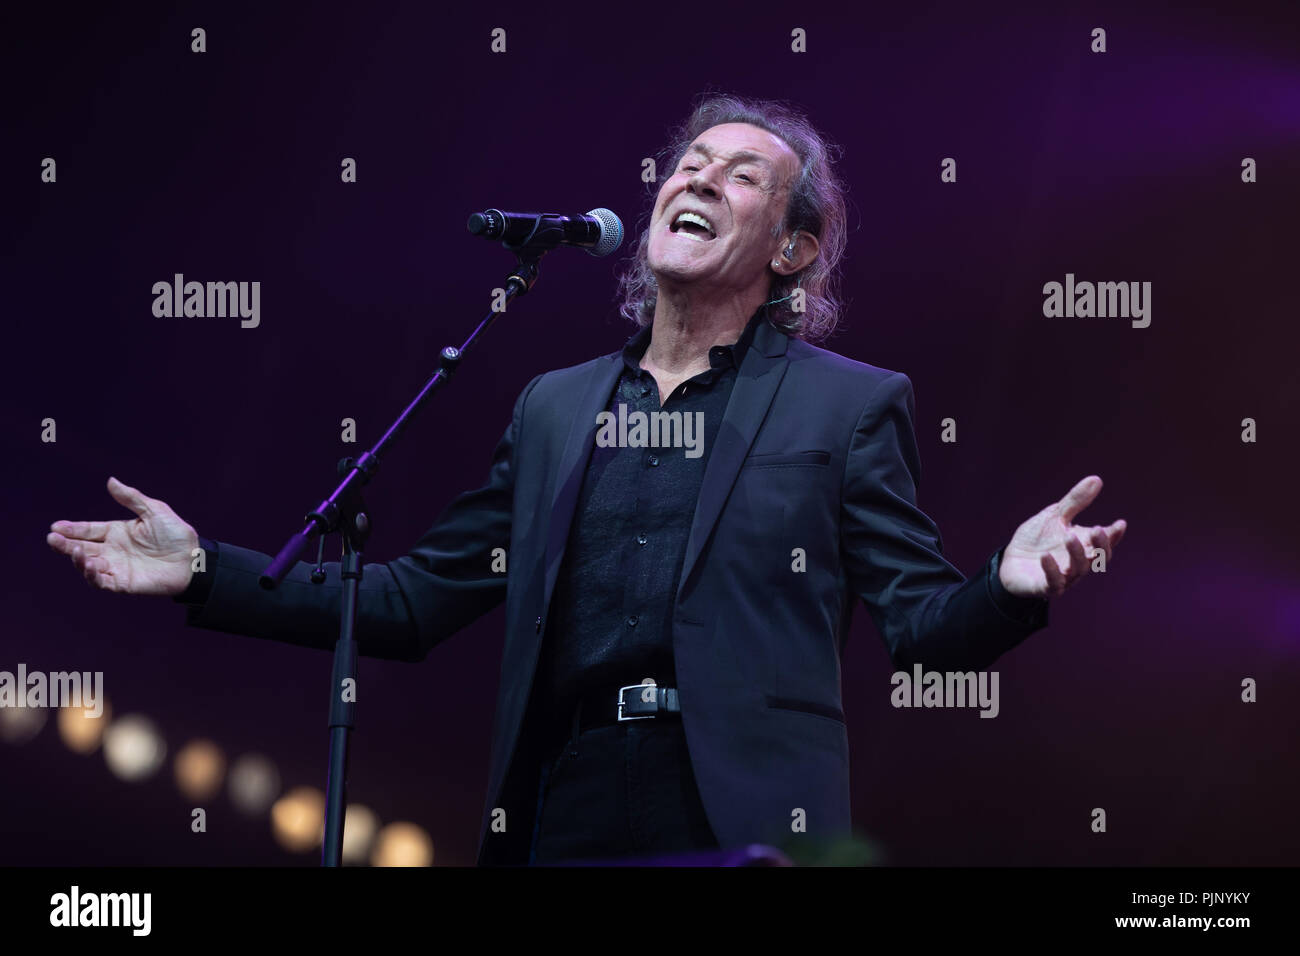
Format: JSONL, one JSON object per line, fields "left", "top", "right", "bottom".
{"left": 621, "top": 305, "right": 769, "bottom": 374}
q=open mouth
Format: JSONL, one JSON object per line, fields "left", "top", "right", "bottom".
{"left": 670, "top": 210, "right": 717, "bottom": 241}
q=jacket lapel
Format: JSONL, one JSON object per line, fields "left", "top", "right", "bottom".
{"left": 676, "top": 318, "right": 790, "bottom": 602}
{"left": 543, "top": 353, "right": 622, "bottom": 610}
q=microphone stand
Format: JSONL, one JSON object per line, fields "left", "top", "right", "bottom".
{"left": 259, "top": 240, "right": 551, "bottom": 867}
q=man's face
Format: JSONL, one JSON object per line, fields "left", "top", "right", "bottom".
{"left": 647, "top": 122, "right": 800, "bottom": 297}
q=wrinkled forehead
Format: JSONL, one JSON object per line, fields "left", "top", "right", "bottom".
{"left": 681, "top": 122, "right": 800, "bottom": 181}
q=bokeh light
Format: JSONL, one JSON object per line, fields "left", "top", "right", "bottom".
{"left": 271, "top": 786, "right": 325, "bottom": 853}
{"left": 174, "top": 738, "right": 226, "bottom": 800}
{"left": 370, "top": 821, "right": 434, "bottom": 867}
{"left": 341, "top": 803, "right": 379, "bottom": 864}
{"left": 228, "top": 754, "right": 281, "bottom": 815}
{"left": 57, "top": 698, "right": 112, "bottom": 754}
{"left": 0, "top": 704, "right": 47, "bottom": 744}
{"left": 102, "top": 714, "right": 167, "bottom": 781}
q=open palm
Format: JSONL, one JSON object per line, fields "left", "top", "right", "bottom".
{"left": 47, "top": 477, "right": 199, "bottom": 596}
{"left": 999, "top": 475, "right": 1126, "bottom": 599}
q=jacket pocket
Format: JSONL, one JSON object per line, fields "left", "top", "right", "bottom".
{"left": 743, "top": 450, "right": 831, "bottom": 469}
{"left": 765, "top": 694, "right": 845, "bottom": 724}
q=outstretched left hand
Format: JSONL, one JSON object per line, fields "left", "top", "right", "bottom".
{"left": 999, "top": 475, "right": 1126, "bottom": 599}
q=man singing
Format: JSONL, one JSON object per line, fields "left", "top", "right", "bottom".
{"left": 47, "top": 93, "right": 1126, "bottom": 865}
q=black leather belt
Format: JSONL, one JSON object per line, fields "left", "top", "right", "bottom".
{"left": 570, "top": 683, "right": 682, "bottom": 736}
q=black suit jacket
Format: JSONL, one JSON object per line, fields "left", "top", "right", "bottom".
{"left": 184, "top": 316, "right": 1048, "bottom": 863}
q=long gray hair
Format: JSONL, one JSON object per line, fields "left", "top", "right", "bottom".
{"left": 616, "top": 93, "right": 849, "bottom": 343}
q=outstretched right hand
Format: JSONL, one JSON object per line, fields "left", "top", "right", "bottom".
{"left": 47, "top": 477, "right": 201, "bottom": 597}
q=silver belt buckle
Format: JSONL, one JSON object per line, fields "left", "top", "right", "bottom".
{"left": 617, "top": 684, "right": 656, "bottom": 721}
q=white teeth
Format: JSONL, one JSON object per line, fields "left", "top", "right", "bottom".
{"left": 673, "top": 211, "right": 715, "bottom": 239}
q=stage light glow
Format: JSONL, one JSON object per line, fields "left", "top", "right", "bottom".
{"left": 370, "top": 822, "right": 434, "bottom": 867}
{"left": 228, "top": 754, "right": 281, "bottom": 815}
{"left": 57, "top": 698, "right": 112, "bottom": 754}
{"left": 174, "top": 739, "right": 226, "bottom": 800}
{"left": 271, "top": 786, "right": 325, "bottom": 852}
{"left": 102, "top": 714, "right": 167, "bottom": 781}
{"left": 0, "top": 704, "right": 47, "bottom": 744}
{"left": 341, "top": 803, "right": 379, "bottom": 864}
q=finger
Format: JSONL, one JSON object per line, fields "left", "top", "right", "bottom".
{"left": 1086, "top": 525, "right": 1112, "bottom": 563}
{"left": 1040, "top": 552, "right": 1068, "bottom": 598}
{"left": 1106, "top": 519, "right": 1127, "bottom": 549}
{"left": 107, "top": 476, "right": 153, "bottom": 519}
{"left": 1064, "top": 534, "right": 1090, "bottom": 581}
{"left": 49, "top": 519, "right": 110, "bottom": 542}
{"left": 73, "top": 543, "right": 94, "bottom": 583}
{"left": 87, "top": 557, "right": 116, "bottom": 591}
{"left": 1058, "top": 475, "right": 1102, "bottom": 523}
{"left": 86, "top": 560, "right": 110, "bottom": 589}
{"left": 76, "top": 547, "right": 108, "bottom": 588}
{"left": 48, "top": 531, "right": 98, "bottom": 560}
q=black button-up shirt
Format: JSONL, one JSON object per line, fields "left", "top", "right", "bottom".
{"left": 537, "top": 308, "right": 766, "bottom": 719}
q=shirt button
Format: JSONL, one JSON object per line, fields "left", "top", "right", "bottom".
{"left": 627, "top": 616, "right": 638, "bottom": 627}
{"left": 534, "top": 616, "right": 542, "bottom": 633}
{"left": 636, "top": 533, "right": 648, "bottom": 546}
{"left": 648, "top": 455, "right": 659, "bottom": 467}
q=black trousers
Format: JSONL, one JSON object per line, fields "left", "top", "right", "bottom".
{"left": 527, "top": 718, "right": 719, "bottom": 864}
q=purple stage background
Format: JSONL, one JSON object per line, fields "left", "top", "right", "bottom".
{"left": 3, "top": 1, "right": 1297, "bottom": 866}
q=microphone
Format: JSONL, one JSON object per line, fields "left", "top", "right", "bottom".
{"left": 466, "top": 207, "right": 623, "bottom": 258}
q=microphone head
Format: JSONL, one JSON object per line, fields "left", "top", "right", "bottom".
{"left": 466, "top": 210, "right": 499, "bottom": 237}
{"left": 584, "top": 208, "right": 624, "bottom": 258}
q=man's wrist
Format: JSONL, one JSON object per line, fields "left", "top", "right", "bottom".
{"left": 173, "top": 536, "right": 218, "bottom": 605}
{"left": 988, "top": 546, "right": 1049, "bottom": 626}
